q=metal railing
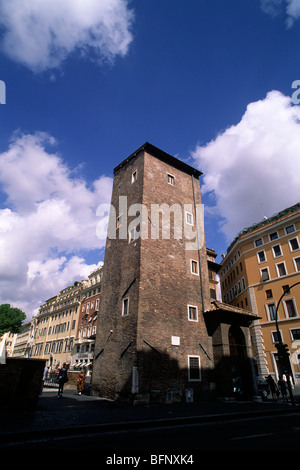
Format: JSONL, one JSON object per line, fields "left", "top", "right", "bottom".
{"left": 43, "top": 372, "right": 59, "bottom": 388}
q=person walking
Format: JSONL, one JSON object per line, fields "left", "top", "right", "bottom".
{"left": 57, "top": 362, "right": 68, "bottom": 398}
{"left": 40, "top": 364, "right": 49, "bottom": 394}
{"left": 77, "top": 369, "right": 86, "bottom": 396}
{"left": 278, "top": 376, "right": 288, "bottom": 402}
{"left": 266, "top": 374, "right": 277, "bottom": 400}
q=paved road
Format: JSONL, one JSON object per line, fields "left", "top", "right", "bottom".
{"left": 1, "top": 386, "right": 299, "bottom": 457}
{"left": 2, "top": 408, "right": 300, "bottom": 455}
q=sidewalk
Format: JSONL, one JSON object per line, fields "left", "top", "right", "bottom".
{"left": 0, "top": 386, "right": 299, "bottom": 446}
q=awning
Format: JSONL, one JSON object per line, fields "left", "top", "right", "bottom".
{"left": 204, "top": 300, "right": 260, "bottom": 335}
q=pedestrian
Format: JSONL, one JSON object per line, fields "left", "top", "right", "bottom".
{"left": 57, "top": 362, "right": 69, "bottom": 398}
{"left": 77, "top": 369, "right": 86, "bottom": 396}
{"left": 266, "top": 374, "right": 277, "bottom": 400}
{"left": 278, "top": 376, "right": 288, "bottom": 402}
{"left": 40, "top": 364, "right": 49, "bottom": 394}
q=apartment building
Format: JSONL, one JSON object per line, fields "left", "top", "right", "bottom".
{"left": 31, "top": 282, "right": 82, "bottom": 368}
{"left": 11, "top": 322, "right": 32, "bottom": 358}
{"left": 0, "top": 331, "right": 17, "bottom": 357}
{"left": 73, "top": 265, "right": 103, "bottom": 375}
{"left": 220, "top": 203, "right": 300, "bottom": 383}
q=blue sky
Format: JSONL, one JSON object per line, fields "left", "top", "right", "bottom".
{"left": 0, "top": 0, "right": 300, "bottom": 318}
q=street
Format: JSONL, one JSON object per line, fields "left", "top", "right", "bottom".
{"left": 4, "top": 408, "right": 299, "bottom": 453}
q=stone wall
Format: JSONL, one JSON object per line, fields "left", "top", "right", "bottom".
{"left": 0, "top": 357, "right": 45, "bottom": 410}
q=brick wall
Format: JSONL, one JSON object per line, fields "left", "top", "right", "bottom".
{"left": 92, "top": 145, "right": 213, "bottom": 402}
{"left": 0, "top": 358, "right": 45, "bottom": 410}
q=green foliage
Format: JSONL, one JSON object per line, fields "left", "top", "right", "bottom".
{"left": 0, "top": 304, "right": 26, "bottom": 336}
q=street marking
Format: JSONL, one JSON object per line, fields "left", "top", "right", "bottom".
{"left": 231, "top": 433, "right": 274, "bottom": 441}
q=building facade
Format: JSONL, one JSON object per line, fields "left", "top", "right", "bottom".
{"left": 0, "top": 332, "right": 17, "bottom": 357}
{"left": 92, "top": 143, "right": 258, "bottom": 402}
{"left": 11, "top": 322, "right": 32, "bottom": 358}
{"left": 73, "top": 265, "right": 103, "bottom": 375}
{"left": 220, "top": 203, "right": 300, "bottom": 384}
{"left": 31, "top": 282, "right": 82, "bottom": 368}
{"left": 207, "top": 248, "right": 221, "bottom": 301}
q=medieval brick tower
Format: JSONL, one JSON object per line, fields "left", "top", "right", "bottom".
{"left": 91, "top": 143, "right": 257, "bottom": 402}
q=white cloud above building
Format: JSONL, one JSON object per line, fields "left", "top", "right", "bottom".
{"left": 192, "top": 90, "right": 300, "bottom": 243}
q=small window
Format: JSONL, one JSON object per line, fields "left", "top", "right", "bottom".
{"left": 255, "top": 238, "right": 263, "bottom": 247}
{"left": 188, "top": 305, "right": 198, "bottom": 322}
{"left": 269, "top": 231, "right": 278, "bottom": 241}
{"left": 186, "top": 212, "right": 193, "bottom": 225}
{"left": 291, "top": 328, "right": 300, "bottom": 341}
{"left": 266, "top": 302, "right": 277, "bottom": 321}
{"left": 265, "top": 289, "right": 273, "bottom": 299}
{"left": 260, "top": 267, "right": 270, "bottom": 282}
{"left": 188, "top": 356, "right": 201, "bottom": 381}
{"left": 122, "top": 297, "right": 129, "bottom": 316}
{"left": 167, "top": 174, "right": 175, "bottom": 185}
{"left": 117, "top": 213, "right": 123, "bottom": 229}
{"left": 257, "top": 250, "right": 266, "bottom": 263}
{"left": 276, "top": 262, "right": 287, "bottom": 277}
{"left": 129, "top": 227, "right": 136, "bottom": 243}
{"left": 190, "top": 260, "right": 199, "bottom": 275}
{"left": 289, "top": 237, "right": 299, "bottom": 252}
{"left": 284, "top": 299, "right": 297, "bottom": 318}
{"left": 272, "top": 330, "right": 282, "bottom": 344}
{"left": 293, "top": 257, "right": 300, "bottom": 272}
{"left": 285, "top": 224, "right": 295, "bottom": 234}
{"left": 132, "top": 170, "right": 137, "bottom": 183}
{"left": 272, "top": 244, "right": 282, "bottom": 258}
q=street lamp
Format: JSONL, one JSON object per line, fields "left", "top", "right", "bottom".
{"left": 274, "top": 281, "right": 300, "bottom": 407}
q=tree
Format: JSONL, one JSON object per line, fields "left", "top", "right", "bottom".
{"left": 0, "top": 304, "right": 26, "bottom": 336}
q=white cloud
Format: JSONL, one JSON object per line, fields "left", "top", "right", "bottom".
{"left": 0, "top": 132, "right": 113, "bottom": 318}
{"left": 0, "top": 0, "right": 134, "bottom": 72}
{"left": 192, "top": 90, "right": 300, "bottom": 243}
{"left": 261, "top": 0, "right": 300, "bottom": 26}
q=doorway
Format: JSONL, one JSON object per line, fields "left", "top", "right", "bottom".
{"left": 229, "top": 326, "right": 251, "bottom": 397}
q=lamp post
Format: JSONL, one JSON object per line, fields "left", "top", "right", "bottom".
{"left": 274, "top": 281, "right": 300, "bottom": 407}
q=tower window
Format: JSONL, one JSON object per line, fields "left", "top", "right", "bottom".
{"left": 122, "top": 297, "right": 129, "bottom": 316}
{"left": 186, "top": 212, "right": 193, "bottom": 225}
{"left": 188, "top": 355, "right": 201, "bottom": 381}
{"left": 188, "top": 305, "right": 198, "bottom": 321}
{"left": 190, "top": 260, "right": 199, "bottom": 275}
{"left": 129, "top": 227, "right": 136, "bottom": 243}
{"left": 132, "top": 170, "right": 137, "bottom": 183}
{"left": 167, "top": 173, "right": 175, "bottom": 185}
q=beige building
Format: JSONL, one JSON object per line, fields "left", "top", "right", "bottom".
{"left": 11, "top": 322, "right": 32, "bottom": 358}
{"left": 31, "top": 281, "right": 82, "bottom": 368}
{"left": 220, "top": 203, "right": 300, "bottom": 384}
{"left": 0, "top": 331, "right": 17, "bottom": 357}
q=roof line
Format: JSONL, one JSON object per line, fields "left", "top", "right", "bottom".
{"left": 113, "top": 142, "right": 203, "bottom": 178}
